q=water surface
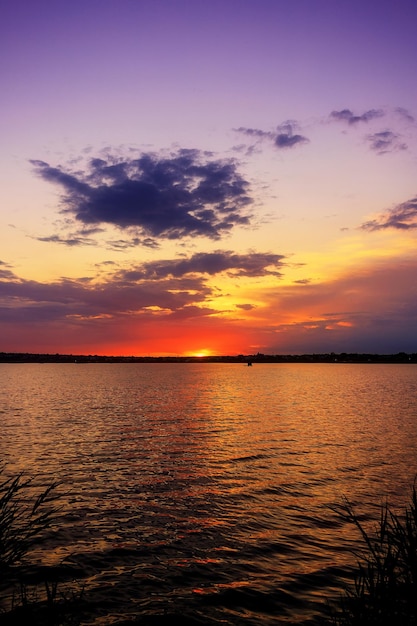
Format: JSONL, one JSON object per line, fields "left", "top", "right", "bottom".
{"left": 1, "top": 363, "right": 416, "bottom": 624}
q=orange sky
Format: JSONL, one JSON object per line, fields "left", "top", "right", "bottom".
{"left": 1, "top": 1, "right": 417, "bottom": 355}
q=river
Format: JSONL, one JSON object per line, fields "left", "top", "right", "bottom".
{"left": 1, "top": 363, "right": 416, "bottom": 624}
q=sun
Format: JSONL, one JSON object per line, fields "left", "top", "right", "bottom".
{"left": 188, "top": 349, "right": 213, "bottom": 358}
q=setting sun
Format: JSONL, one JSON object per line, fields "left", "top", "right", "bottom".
{"left": 1, "top": 0, "right": 416, "bottom": 359}
{"left": 188, "top": 349, "right": 213, "bottom": 358}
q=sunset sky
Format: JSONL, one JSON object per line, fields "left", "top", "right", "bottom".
{"left": 1, "top": 0, "right": 417, "bottom": 356}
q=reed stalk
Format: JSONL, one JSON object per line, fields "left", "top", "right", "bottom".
{"left": 329, "top": 482, "right": 417, "bottom": 625}
{"left": 0, "top": 470, "right": 61, "bottom": 569}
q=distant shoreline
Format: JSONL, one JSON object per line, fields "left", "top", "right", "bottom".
{"left": 0, "top": 352, "right": 416, "bottom": 364}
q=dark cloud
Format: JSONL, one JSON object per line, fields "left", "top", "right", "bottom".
{"left": 275, "top": 132, "right": 308, "bottom": 148}
{"left": 366, "top": 131, "right": 407, "bottom": 154}
{"left": 361, "top": 197, "right": 417, "bottom": 231}
{"left": 235, "top": 121, "right": 309, "bottom": 150}
{"left": 123, "top": 251, "right": 286, "bottom": 280}
{"left": 2, "top": 252, "right": 417, "bottom": 355}
{"left": 330, "top": 108, "right": 384, "bottom": 124}
{"left": 0, "top": 273, "right": 209, "bottom": 325}
{"left": 30, "top": 150, "right": 252, "bottom": 241}
{"left": 0, "top": 250, "right": 286, "bottom": 327}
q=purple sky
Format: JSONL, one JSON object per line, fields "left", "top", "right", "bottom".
{"left": 1, "top": 0, "right": 416, "bottom": 355}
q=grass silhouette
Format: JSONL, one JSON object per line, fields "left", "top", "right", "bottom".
{"left": 0, "top": 468, "right": 84, "bottom": 624}
{"left": 1, "top": 466, "right": 417, "bottom": 625}
{"left": 328, "top": 482, "right": 417, "bottom": 625}
{"left": 0, "top": 471, "right": 61, "bottom": 568}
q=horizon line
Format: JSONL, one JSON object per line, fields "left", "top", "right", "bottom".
{"left": 0, "top": 351, "right": 416, "bottom": 364}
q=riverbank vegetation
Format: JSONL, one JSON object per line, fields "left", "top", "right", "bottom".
{"left": 0, "top": 470, "right": 84, "bottom": 624}
{"left": 327, "top": 483, "right": 417, "bottom": 625}
{"left": 1, "top": 468, "right": 416, "bottom": 625}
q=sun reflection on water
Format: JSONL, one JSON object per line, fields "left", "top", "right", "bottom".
{"left": 1, "top": 363, "right": 417, "bottom": 624}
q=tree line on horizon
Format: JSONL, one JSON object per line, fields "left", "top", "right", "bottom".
{"left": 0, "top": 352, "right": 416, "bottom": 364}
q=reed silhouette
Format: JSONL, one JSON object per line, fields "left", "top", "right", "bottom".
{"left": 0, "top": 469, "right": 84, "bottom": 624}
{"left": 1, "top": 467, "right": 417, "bottom": 625}
{"left": 327, "top": 483, "right": 417, "bottom": 625}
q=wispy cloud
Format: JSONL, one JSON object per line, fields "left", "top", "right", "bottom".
{"left": 234, "top": 127, "right": 273, "bottom": 139}
{"left": 235, "top": 121, "right": 309, "bottom": 150}
{"left": 256, "top": 258, "right": 417, "bottom": 353}
{"left": 35, "top": 234, "right": 98, "bottom": 247}
{"left": 330, "top": 108, "right": 384, "bottom": 125}
{"left": 0, "top": 260, "right": 17, "bottom": 281}
{"left": 105, "top": 237, "right": 160, "bottom": 251}
{"left": 366, "top": 130, "right": 407, "bottom": 154}
{"left": 395, "top": 107, "right": 415, "bottom": 123}
{"left": 30, "top": 149, "right": 253, "bottom": 242}
{"left": 361, "top": 197, "right": 417, "bottom": 231}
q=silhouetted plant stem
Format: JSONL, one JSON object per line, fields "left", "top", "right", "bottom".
{"left": 0, "top": 469, "right": 61, "bottom": 569}
{"left": 328, "top": 481, "right": 417, "bottom": 625}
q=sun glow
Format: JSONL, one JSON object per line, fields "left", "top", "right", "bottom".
{"left": 188, "top": 349, "right": 213, "bottom": 358}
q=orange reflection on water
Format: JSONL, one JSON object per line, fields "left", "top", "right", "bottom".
{"left": 1, "top": 363, "right": 417, "bottom": 624}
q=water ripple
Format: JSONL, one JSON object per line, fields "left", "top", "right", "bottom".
{"left": 1, "top": 363, "right": 417, "bottom": 624}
